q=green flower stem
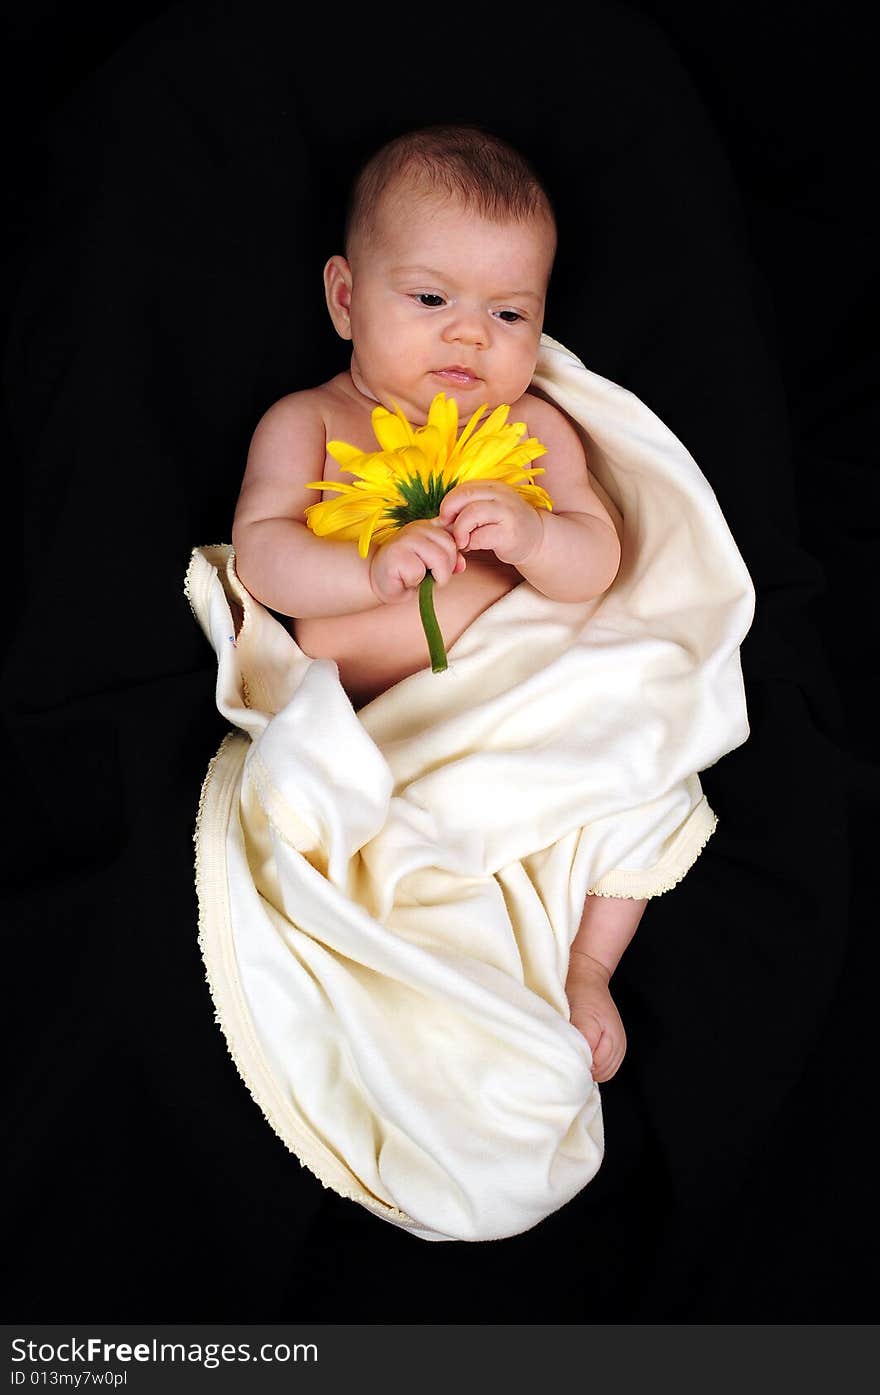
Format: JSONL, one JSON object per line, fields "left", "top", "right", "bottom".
{"left": 418, "top": 574, "right": 448, "bottom": 673}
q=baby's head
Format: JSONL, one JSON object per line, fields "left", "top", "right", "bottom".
{"left": 324, "top": 125, "right": 557, "bottom": 424}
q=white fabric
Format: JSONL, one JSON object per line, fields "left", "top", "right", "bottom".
{"left": 185, "top": 334, "right": 755, "bottom": 1242}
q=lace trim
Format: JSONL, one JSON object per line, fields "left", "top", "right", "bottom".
{"left": 193, "top": 732, "right": 421, "bottom": 1232}
{"left": 587, "top": 798, "right": 718, "bottom": 899}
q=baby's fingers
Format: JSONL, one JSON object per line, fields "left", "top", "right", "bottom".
{"left": 391, "top": 524, "right": 460, "bottom": 587}
{"left": 413, "top": 528, "right": 461, "bottom": 586}
{"left": 446, "top": 500, "right": 500, "bottom": 552}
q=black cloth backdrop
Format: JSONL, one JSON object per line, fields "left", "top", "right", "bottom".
{"left": 2, "top": 0, "right": 874, "bottom": 1320}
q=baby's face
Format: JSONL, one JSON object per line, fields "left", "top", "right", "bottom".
{"left": 332, "top": 190, "right": 553, "bottom": 424}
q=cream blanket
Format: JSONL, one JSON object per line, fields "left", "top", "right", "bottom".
{"left": 185, "top": 334, "right": 755, "bottom": 1243}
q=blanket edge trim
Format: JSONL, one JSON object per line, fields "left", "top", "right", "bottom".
{"left": 193, "top": 729, "right": 431, "bottom": 1236}
{"left": 587, "top": 796, "right": 718, "bottom": 898}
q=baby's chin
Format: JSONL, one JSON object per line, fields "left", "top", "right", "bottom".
{"left": 352, "top": 359, "right": 534, "bottom": 423}
{"left": 352, "top": 365, "right": 535, "bottom": 424}
{"left": 402, "top": 382, "right": 534, "bottom": 426}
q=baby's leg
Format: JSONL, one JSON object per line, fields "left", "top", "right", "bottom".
{"left": 566, "top": 893, "right": 648, "bottom": 1082}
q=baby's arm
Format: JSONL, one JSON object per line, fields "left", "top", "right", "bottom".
{"left": 232, "top": 394, "right": 379, "bottom": 617}
{"left": 439, "top": 395, "right": 621, "bottom": 604}
{"left": 566, "top": 894, "right": 648, "bottom": 1082}
{"left": 232, "top": 394, "right": 461, "bottom": 618}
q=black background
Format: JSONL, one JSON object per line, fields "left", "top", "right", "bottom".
{"left": 2, "top": 0, "right": 875, "bottom": 1321}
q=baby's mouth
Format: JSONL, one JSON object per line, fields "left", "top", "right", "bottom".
{"left": 432, "top": 366, "right": 482, "bottom": 388}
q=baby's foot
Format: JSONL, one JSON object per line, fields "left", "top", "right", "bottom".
{"left": 565, "top": 951, "right": 627, "bottom": 1082}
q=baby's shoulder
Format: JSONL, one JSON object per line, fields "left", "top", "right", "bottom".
{"left": 517, "top": 390, "right": 585, "bottom": 458}
{"left": 253, "top": 380, "right": 340, "bottom": 437}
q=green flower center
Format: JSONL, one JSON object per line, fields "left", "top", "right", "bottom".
{"left": 384, "top": 471, "right": 460, "bottom": 526}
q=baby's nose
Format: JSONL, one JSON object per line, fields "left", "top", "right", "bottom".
{"left": 442, "top": 309, "right": 488, "bottom": 347}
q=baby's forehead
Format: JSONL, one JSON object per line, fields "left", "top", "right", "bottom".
{"left": 361, "top": 179, "right": 555, "bottom": 263}
{"left": 378, "top": 175, "right": 527, "bottom": 228}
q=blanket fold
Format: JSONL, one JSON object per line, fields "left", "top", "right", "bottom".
{"left": 186, "top": 334, "right": 755, "bottom": 1241}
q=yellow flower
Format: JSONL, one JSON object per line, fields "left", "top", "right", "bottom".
{"left": 302, "top": 392, "right": 552, "bottom": 673}
{"left": 304, "top": 393, "right": 552, "bottom": 558}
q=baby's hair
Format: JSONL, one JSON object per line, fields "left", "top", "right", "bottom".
{"left": 344, "top": 124, "right": 557, "bottom": 260}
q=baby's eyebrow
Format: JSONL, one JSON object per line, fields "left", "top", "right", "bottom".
{"left": 391, "top": 267, "right": 543, "bottom": 304}
{"left": 496, "top": 290, "right": 544, "bottom": 306}
{"left": 391, "top": 265, "right": 451, "bottom": 279}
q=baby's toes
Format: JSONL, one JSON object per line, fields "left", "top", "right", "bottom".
{"left": 572, "top": 1006, "right": 603, "bottom": 1056}
{"left": 590, "top": 1031, "right": 615, "bottom": 1082}
{"left": 577, "top": 1017, "right": 612, "bottom": 1080}
{"left": 595, "top": 1031, "right": 627, "bottom": 1084}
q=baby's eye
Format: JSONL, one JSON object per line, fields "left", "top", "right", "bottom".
{"left": 414, "top": 293, "right": 446, "bottom": 307}
{"left": 495, "top": 309, "right": 524, "bottom": 323}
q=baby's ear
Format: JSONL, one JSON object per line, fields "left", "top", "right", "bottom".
{"left": 324, "top": 255, "right": 354, "bottom": 340}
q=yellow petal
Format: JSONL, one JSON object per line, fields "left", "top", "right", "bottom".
{"left": 449, "top": 402, "right": 491, "bottom": 459}
{"left": 425, "top": 391, "right": 458, "bottom": 443}
{"left": 516, "top": 483, "right": 554, "bottom": 511}
{"left": 326, "top": 440, "right": 366, "bottom": 470}
{"left": 497, "top": 439, "right": 548, "bottom": 470}
{"left": 372, "top": 402, "right": 415, "bottom": 452}
{"left": 465, "top": 402, "right": 512, "bottom": 444}
{"left": 457, "top": 438, "right": 522, "bottom": 479}
{"left": 386, "top": 444, "right": 427, "bottom": 486}
{"left": 357, "top": 508, "right": 388, "bottom": 556}
{"left": 369, "top": 518, "right": 400, "bottom": 550}
{"left": 348, "top": 456, "right": 398, "bottom": 490}
{"left": 409, "top": 424, "right": 448, "bottom": 472}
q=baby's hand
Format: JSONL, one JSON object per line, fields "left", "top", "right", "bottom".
{"left": 369, "top": 518, "right": 466, "bottom": 604}
{"left": 565, "top": 951, "right": 627, "bottom": 1083}
{"left": 438, "top": 482, "right": 544, "bottom": 567}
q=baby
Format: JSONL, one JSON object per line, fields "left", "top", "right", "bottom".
{"left": 232, "top": 125, "right": 648, "bottom": 1083}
